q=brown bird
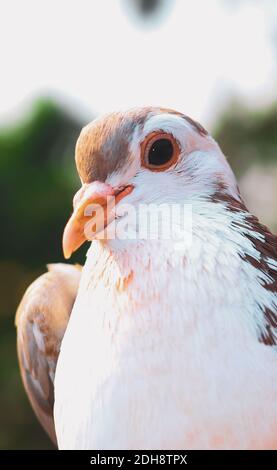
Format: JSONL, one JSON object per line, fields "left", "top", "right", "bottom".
{"left": 15, "top": 263, "right": 81, "bottom": 444}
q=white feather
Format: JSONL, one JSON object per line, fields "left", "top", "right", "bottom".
{"left": 54, "top": 108, "right": 277, "bottom": 449}
{"left": 54, "top": 196, "right": 277, "bottom": 449}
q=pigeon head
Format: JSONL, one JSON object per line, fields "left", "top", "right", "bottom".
{"left": 63, "top": 107, "right": 240, "bottom": 258}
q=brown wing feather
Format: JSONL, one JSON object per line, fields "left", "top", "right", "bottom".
{"left": 212, "top": 186, "right": 277, "bottom": 345}
{"left": 240, "top": 217, "right": 277, "bottom": 346}
{"left": 15, "top": 263, "right": 82, "bottom": 445}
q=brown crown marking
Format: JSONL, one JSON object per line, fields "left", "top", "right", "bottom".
{"left": 75, "top": 107, "right": 209, "bottom": 183}
{"left": 75, "top": 108, "right": 152, "bottom": 183}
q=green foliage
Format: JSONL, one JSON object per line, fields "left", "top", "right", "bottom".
{"left": 0, "top": 98, "right": 86, "bottom": 267}
{"left": 214, "top": 100, "right": 277, "bottom": 176}
{"left": 0, "top": 98, "right": 88, "bottom": 449}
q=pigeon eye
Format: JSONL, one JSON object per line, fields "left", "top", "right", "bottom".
{"left": 141, "top": 132, "right": 180, "bottom": 171}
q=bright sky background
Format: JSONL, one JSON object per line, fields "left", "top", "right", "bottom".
{"left": 0, "top": 0, "right": 276, "bottom": 126}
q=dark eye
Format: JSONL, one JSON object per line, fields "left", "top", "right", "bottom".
{"left": 141, "top": 132, "right": 180, "bottom": 171}
{"left": 148, "top": 138, "right": 173, "bottom": 166}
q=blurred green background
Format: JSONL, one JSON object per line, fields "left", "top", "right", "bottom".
{"left": 0, "top": 0, "right": 276, "bottom": 449}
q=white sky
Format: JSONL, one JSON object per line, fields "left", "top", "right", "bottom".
{"left": 0, "top": 0, "right": 276, "bottom": 126}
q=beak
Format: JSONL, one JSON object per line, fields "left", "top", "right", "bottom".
{"left": 62, "top": 181, "right": 133, "bottom": 259}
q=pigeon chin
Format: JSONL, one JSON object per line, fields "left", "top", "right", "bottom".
{"left": 62, "top": 181, "right": 134, "bottom": 259}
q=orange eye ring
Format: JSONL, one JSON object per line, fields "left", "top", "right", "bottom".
{"left": 140, "top": 131, "right": 181, "bottom": 172}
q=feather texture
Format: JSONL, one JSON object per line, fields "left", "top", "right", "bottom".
{"left": 16, "top": 107, "right": 277, "bottom": 449}
{"left": 54, "top": 197, "right": 277, "bottom": 449}
{"left": 15, "top": 263, "right": 81, "bottom": 444}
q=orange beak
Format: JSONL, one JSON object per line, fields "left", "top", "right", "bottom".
{"left": 62, "top": 181, "right": 133, "bottom": 259}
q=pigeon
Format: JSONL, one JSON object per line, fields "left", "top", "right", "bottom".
{"left": 16, "top": 107, "right": 277, "bottom": 449}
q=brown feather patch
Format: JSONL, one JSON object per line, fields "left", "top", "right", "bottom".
{"left": 75, "top": 107, "right": 209, "bottom": 184}
{"left": 15, "top": 263, "right": 82, "bottom": 445}
{"left": 76, "top": 109, "right": 152, "bottom": 183}
{"left": 212, "top": 184, "right": 277, "bottom": 346}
